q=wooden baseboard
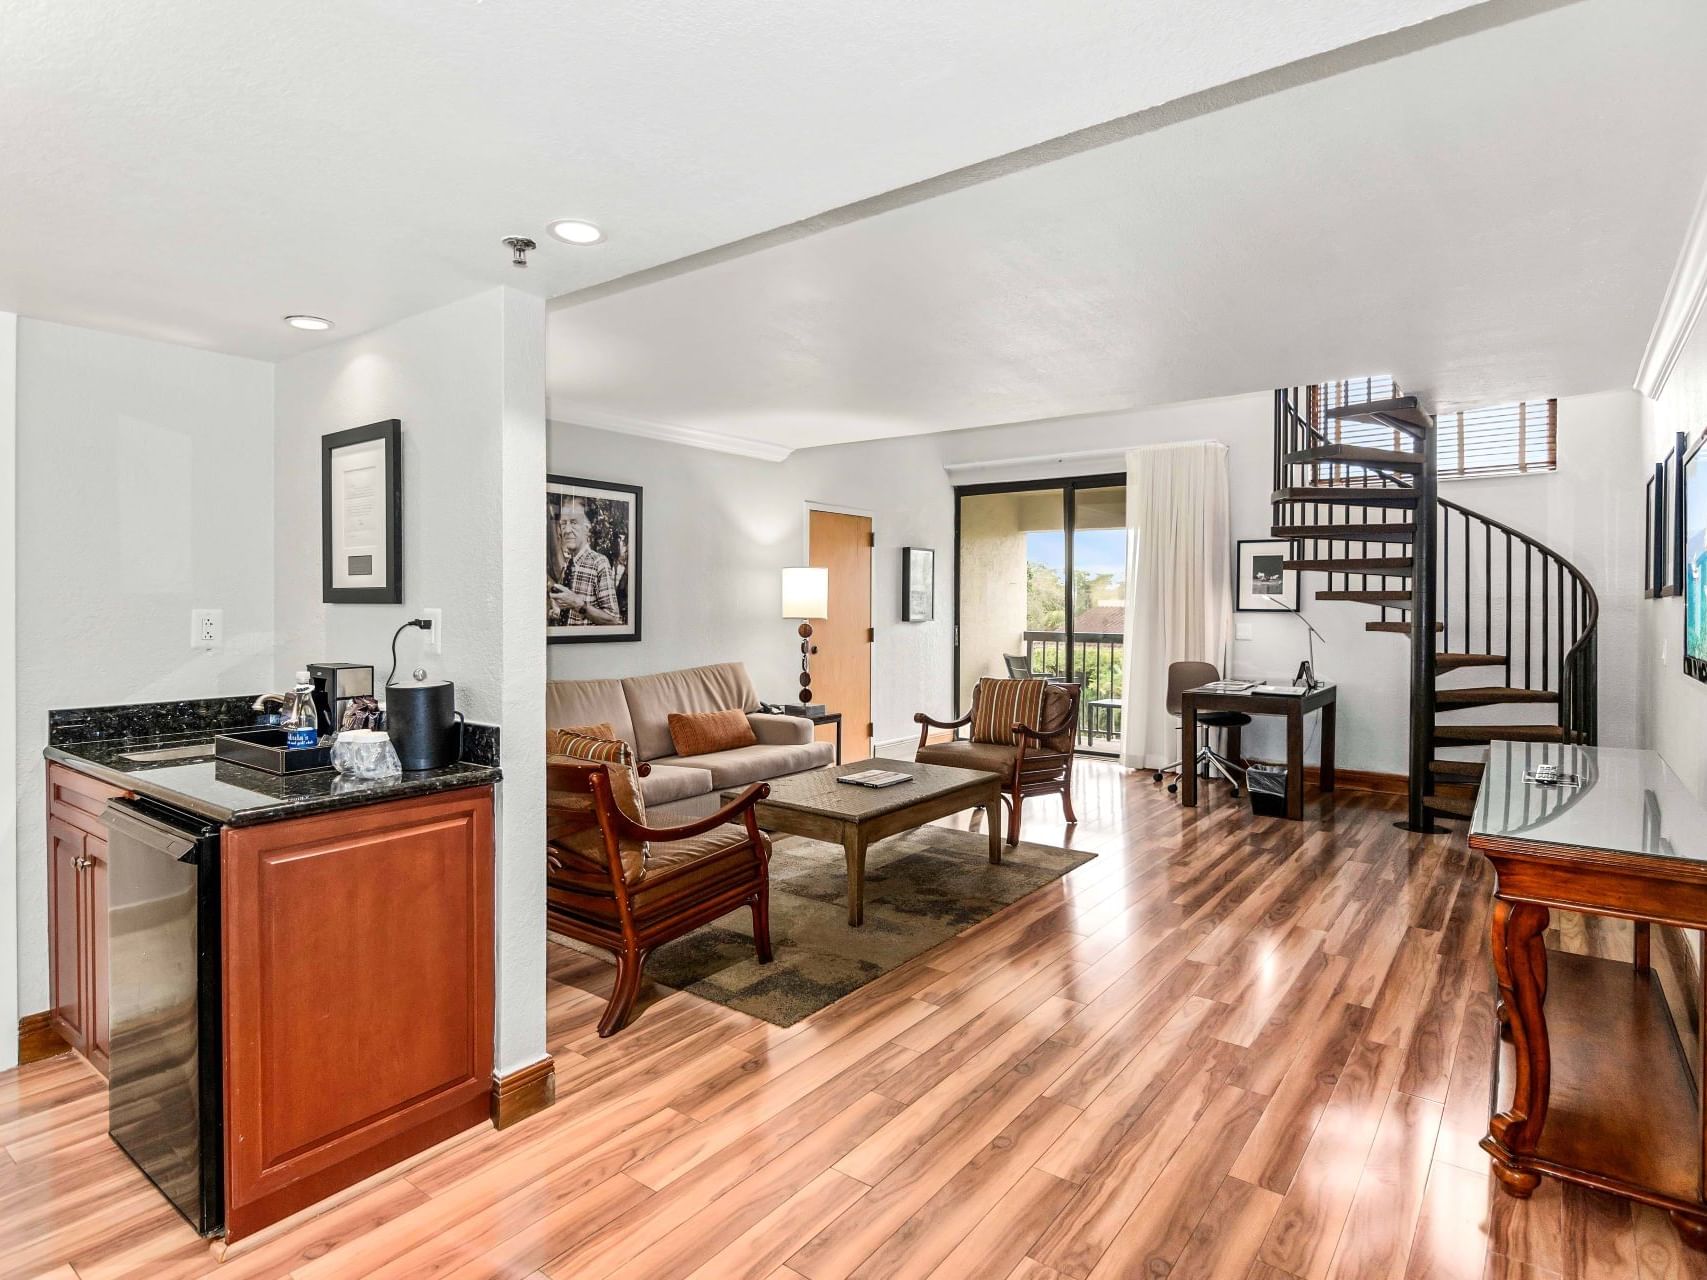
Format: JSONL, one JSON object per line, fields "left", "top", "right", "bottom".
{"left": 17, "top": 1012, "right": 71, "bottom": 1066}
{"left": 491, "top": 1056, "right": 556, "bottom": 1130}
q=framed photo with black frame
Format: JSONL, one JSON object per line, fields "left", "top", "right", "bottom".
{"left": 1684, "top": 432, "right": 1707, "bottom": 683}
{"left": 321, "top": 419, "right": 402, "bottom": 604}
{"left": 1645, "top": 469, "right": 1659, "bottom": 599}
{"left": 1666, "top": 431, "right": 1688, "bottom": 598}
{"left": 901, "top": 547, "right": 934, "bottom": 622}
{"left": 548, "top": 474, "right": 643, "bottom": 643}
{"left": 1235, "top": 538, "right": 1301, "bottom": 612}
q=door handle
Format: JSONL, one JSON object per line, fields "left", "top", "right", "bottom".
{"left": 73, "top": 854, "right": 92, "bottom": 871}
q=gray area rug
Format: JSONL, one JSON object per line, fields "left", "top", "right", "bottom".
{"left": 557, "top": 824, "right": 1095, "bottom": 1027}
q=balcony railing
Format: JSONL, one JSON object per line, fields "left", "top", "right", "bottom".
{"left": 1021, "top": 630, "right": 1124, "bottom": 746}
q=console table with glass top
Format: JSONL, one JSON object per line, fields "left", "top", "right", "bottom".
{"left": 1471, "top": 741, "right": 1707, "bottom": 1249}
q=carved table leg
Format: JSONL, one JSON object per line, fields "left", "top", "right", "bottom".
{"left": 1488, "top": 897, "right": 1551, "bottom": 1197}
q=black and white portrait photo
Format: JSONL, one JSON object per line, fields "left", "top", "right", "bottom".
{"left": 548, "top": 475, "right": 642, "bottom": 643}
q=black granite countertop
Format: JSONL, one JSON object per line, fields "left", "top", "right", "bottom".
{"left": 44, "top": 698, "right": 500, "bottom": 827}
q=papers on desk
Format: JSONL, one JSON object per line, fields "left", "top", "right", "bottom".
{"left": 1200, "top": 680, "right": 1260, "bottom": 692}
{"left": 1252, "top": 684, "right": 1310, "bottom": 697}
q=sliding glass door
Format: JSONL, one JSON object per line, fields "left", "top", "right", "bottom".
{"left": 954, "top": 475, "right": 1128, "bottom": 755}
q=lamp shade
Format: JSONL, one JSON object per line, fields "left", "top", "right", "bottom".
{"left": 781, "top": 566, "right": 829, "bottom": 619}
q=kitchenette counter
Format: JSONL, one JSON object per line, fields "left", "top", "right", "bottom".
{"left": 43, "top": 695, "right": 500, "bottom": 826}
{"left": 46, "top": 730, "right": 500, "bottom": 826}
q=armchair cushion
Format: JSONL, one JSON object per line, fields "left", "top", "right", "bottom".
{"left": 546, "top": 740, "right": 648, "bottom": 887}
{"left": 915, "top": 738, "right": 1069, "bottom": 779}
{"left": 546, "top": 823, "right": 767, "bottom": 920}
{"left": 969, "top": 677, "right": 1048, "bottom": 745}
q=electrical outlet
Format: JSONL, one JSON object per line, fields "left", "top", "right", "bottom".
{"left": 422, "top": 608, "right": 443, "bottom": 655}
{"left": 191, "top": 608, "right": 222, "bottom": 650}
{"left": 1234, "top": 622, "right": 1254, "bottom": 641}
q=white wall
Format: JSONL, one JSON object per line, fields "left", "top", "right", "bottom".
{"left": 1, "top": 313, "right": 17, "bottom": 1070}
{"left": 274, "top": 287, "right": 548, "bottom": 1076}
{"left": 1638, "top": 319, "right": 1707, "bottom": 796}
{"left": 13, "top": 319, "right": 276, "bottom": 1022}
{"left": 551, "top": 386, "right": 1640, "bottom": 774}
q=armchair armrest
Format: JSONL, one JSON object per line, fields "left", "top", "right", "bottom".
{"left": 747, "top": 712, "right": 813, "bottom": 746}
{"left": 915, "top": 709, "right": 973, "bottom": 749}
{"left": 610, "top": 782, "right": 771, "bottom": 844}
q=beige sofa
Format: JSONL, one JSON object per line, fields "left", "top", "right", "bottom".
{"left": 547, "top": 661, "right": 835, "bottom": 820}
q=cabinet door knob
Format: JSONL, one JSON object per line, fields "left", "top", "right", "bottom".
{"left": 73, "top": 854, "right": 91, "bottom": 871}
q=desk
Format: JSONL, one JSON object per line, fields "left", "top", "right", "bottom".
{"left": 1471, "top": 742, "right": 1707, "bottom": 1249}
{"left": 1179, "top": 681, "right": 1336, "bottom": 820}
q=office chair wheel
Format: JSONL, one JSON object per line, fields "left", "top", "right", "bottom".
{"left": 1167, "top": 782, "right": 1178, "bottom": 794}
{"left": 1229, "top": 788, "right": 1240, "bottom": 799}
{"left": 1151, "top": 770, "right": 1163, "bottom": 782}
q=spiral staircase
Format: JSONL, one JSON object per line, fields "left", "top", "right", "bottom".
{"left": 1271, "top": 387, "right": 1599, "bottom": 831}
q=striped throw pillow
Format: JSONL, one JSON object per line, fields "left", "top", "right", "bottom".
{"left": 969, "top": 677, "right": 1048, "bottom": 746}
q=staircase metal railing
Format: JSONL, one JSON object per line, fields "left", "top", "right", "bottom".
{"left": 1270, "top": 386, "right": 1599, "bottom": 830}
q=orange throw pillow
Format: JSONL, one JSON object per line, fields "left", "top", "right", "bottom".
{"left": 548, "top": 724, "right": 617, "bottom": 755}
{"left": 667, "top": 708, "right": 758, "bottom": 756}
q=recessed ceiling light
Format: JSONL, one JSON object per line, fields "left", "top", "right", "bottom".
{"left": 546, "top": 219, "right": 605, "bottom": 245}
{"left": 284, "top": 314, "right": 334, "bottom": 331}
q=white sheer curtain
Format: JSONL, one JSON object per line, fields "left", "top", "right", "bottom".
{"left": 1120, "top": 441, "right": 1232, "bottom": 770}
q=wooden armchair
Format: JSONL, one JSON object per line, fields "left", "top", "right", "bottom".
{"left": 547, "top": 758, "right": 773, "bottom": 1036}
{"left": 913, "top": 678, "right": 1081, "bottom": 846}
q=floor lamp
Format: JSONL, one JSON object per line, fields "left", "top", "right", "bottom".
{"left": 781, "top": 567, "right": 829, "bottom": 708}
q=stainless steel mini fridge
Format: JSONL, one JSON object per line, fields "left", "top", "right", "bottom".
{"left": 102, "top": 797, "right": 225, "bottom": 1237}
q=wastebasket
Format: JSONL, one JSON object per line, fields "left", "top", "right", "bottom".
{"left": 1246, "top": 762, "right": 1288, "bottom": 817}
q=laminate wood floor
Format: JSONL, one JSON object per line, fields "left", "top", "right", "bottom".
{"left": 3, "top": 762, "right": 1699, "bottom": 1279}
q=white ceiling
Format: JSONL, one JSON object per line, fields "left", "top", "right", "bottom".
{"left": 545, "top": 0, "right": 1707, "bottom": 454}
{"left": 0, "top": 0, "right": 1478, "bottom": 361}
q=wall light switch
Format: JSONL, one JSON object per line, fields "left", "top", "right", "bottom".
{"left": 191, "top": 608, "right": 222, "bottom": 650}
{"left": 1235, "top": 622, "right": 1254, "bottom": 641}
{"left": 422, "top": 608, "right": 443, "bottom": 655}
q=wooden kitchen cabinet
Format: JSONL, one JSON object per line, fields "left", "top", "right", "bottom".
{"left": 46, "top": 764, "right": 126, "bottom": 1076}
{"left": 221, "top": 785, "right": 495, "bottom": 1240}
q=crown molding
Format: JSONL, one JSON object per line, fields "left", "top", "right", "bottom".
{"left": 548, "top": 403, "right": 793, "bottom": 462}
{"left": 1636, "top": 175, "right": 1707, "bottom": 401}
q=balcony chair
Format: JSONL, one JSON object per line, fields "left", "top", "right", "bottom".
{"left": 1152, "top": 660, "right": 1248, "bottom": 797}
{"left": 546, "top": 753, "right": 772, "bottom": 1036}
{"left": 914, "top": 676, "right": 1080, "bottom": 846}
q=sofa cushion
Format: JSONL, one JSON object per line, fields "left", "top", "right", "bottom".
{"left": 622, "top": 663, "right": 759, "bottom": 760}
{"left": 640, "top": 763, "right": 716, "bottom": 808}
{"left": 547, "top": 678, "right": 639, "bottom": 754}
{"left": 668, "top": 708, "right": 758, "bottom": 757}
{"left": 747, "top": 712, "right": 813, "bottom": 746}
{"left": 652, "top": 740, "right": 833, "bottom": 788}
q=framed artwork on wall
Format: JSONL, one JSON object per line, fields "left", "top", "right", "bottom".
{"left": 1235, "top": 538, "right": 1301, "bottom": 612}
{"left": 322, "top": 420, "right": 402, "bottom": 604}
{"left": 1645, "top": 470, "right": 1659, "bottom": 599}
{"left": 547, "top": 474, "right": 642, "bottom": 643}
{"left": 1685, "top": 434, "right": 1707, "bottom": 682}
{"left": 901, "top": 547, "right": 934, "bottom": 622}
{"left": 1667, "top": 431, "right": 1688, "bottom": 598}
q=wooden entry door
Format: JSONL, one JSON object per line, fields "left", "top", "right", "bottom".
{"left": 808, "top": 508, "right": 873, "bottom": 762}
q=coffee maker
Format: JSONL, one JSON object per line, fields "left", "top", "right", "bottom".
{"left": 307, "top": 662, "right": 375, "bottom": 734}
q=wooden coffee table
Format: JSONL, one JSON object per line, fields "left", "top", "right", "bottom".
{"left": 724, "top": 758, "right": 1002, "bottom": 926}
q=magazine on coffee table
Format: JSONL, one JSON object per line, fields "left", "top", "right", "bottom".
{"left": 836, "top": 768, "right": 913, "bottom": 789}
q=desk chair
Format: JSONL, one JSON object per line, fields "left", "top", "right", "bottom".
{"left": 1152, "top": 660, "right": 1249, "bottom": 797}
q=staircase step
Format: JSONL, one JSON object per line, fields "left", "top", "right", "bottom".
{"left": 1325, "top": 396, "right": 1432, "bottom": 438}
{"left": 1431, "top": 759, "right": 1486, "bottom": 781}
{"left": 1433, "top": 724, "right": 1569, "bottom": 746}
{"left": 1273, "top": 487, "right": 1419, "bottom": 508}
{"left": 1285, "top": 444, "right": 1423, "bottom": 471}
{"left": 1316, "top": 590, "right": 1412, "bottom": 604}
{"left": 1367, "top": 620, "right": 1444, "bottom": 634}
{"left": 1425, "top": 786, "right": 1479, "bottom": 819}
{"left": 1436, "top": 686, "right": 1561, "bottom": 709}
{"left": 1284, "top": 557, "right": 1414, "bottom": 575}
{"left": 1272, "top": 523, "right": 1416, "bottom": 543}
{"left": 1435, "top": 652, "right": 1507, "bottom": 672}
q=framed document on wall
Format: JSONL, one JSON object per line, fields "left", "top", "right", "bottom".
{"left": 322, "top": 420, "right": 402, "bottom": 604}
